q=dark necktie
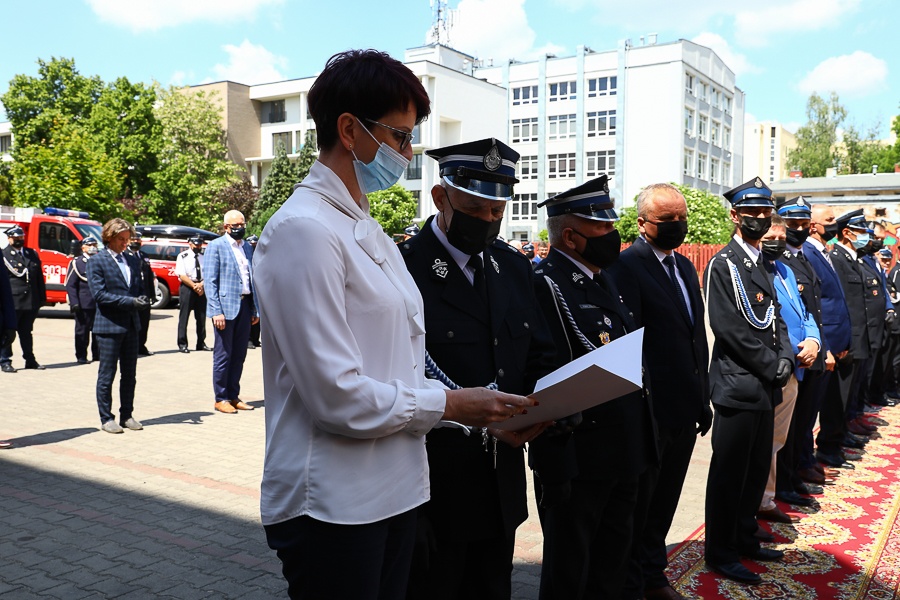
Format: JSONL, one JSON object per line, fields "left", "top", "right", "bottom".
{"left": 468, "top": 255, "right": 487, "bottom": 304}
{"left": 195, "top": 256, "right": 202, "bottom": 282}
{"left": 662, "top": 255, "right": 692, "bottom": 324}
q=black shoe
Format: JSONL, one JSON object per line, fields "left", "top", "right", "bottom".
{"left": 774, "top": 490, "right": 813, "bottom": 507}
{"left": 196, "top": 344, "right": 212, "bottom": 351}
{"left": 754, "top": 527, "right": 775, "bottom": 543}
{"left": 76, "top": 358, "right": 91, "bottom": 365}
{"left": 742, "top": 547, "right": 784, "bottom": 562}
{"left": 842, "top": 434, "right": 866, "bottom": 449}
{"left": 871, "top": 396, "right": 892, "bottom": 407}
{"left": 706, "top": 561, "right": 761, "bottom": 584}
{"left": 139, "top": 348, "right": 153, "bottom": 356}
{"left": 796, "top": 482, "right": 824, "bottom": 495}
{"left": 178, "top": 345, "right": 190, "bottom": 353}
{"left": 248, "top": 341, "right": 257, "bottom": 349}
{"left": 23, "top": 362, "right": 45, "bottom": 370}
{"left": 1, "top": 364, "right": 16, "bottom": 373}
{"left": 843, "top": 450, "right": 863, "bottom": 462}
{"left": 817, "top": 451, "right": 855, "bottom": 469}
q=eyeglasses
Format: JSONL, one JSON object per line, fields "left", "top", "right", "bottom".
{"left": 365, "top": 119, "right": 414, "bottom": 151}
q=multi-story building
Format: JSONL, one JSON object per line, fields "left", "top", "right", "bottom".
{"left": 475, "top": 38, "right": 745, "bottom": 240}
{"left": 771, "top": 171, "right": 900, "bottom": 221}
{"left": 743, "top": 121, "right": 797, "bottom": 184}
{"left": 0, "top": 122, "right": 12, "bottom": 162}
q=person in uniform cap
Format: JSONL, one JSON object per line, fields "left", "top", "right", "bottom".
{"left": 127, "top": 232, "right": 156, "bottom": 356}
{"left": 174, "top": 236, "right": 210, "bottom": 353}
{"left": 1, "top": 225, "right": 47, "bottom": 372}
{"left": 400, "top": 137, "right": 555, "bottom": 600}
{"left": 702, "top": 177, "right": 794, "bottom": 585}
{"left": 65, "top": 236, "right": 100, "bottom": 364}
{"left": 529, "top": 175, "right": 656, "bottom": 599}
{"left": 521, "top": 242, "right": 540, "bottom": 268}
{"left": 860, "top": 221, "right": 895, "bottom": 411}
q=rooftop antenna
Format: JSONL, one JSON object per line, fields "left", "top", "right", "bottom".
{"left": 429, "top": 0, "right": 453, "bottom": 46}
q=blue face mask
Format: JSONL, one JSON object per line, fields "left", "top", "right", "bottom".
{"left": 351, "top": 119, "right": 409, "bottom": 194}
{"left": 851, "top": 232, "right": 871, "bottom": 250}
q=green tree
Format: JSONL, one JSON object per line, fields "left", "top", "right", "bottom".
{"left": 215, "top": 174, "right": 258, "bottom": 230}
{"left": 0, "top": 161, "right": 13, "bottom": 205}
{"left": 10, "top": 122, "right": 123, "bottom": 219}
{"left": 1, "top": 57, "right": 103, "bottom": 146}
{"left": 617, "top": 183, "right": 730, "bottom": 244}
{"left": 143, "top": 86, "right": 237, "bottom": 229}
{"left": 785, "top": 92, "right": 847, "bottom": 177}
{"left": 249, "top": 140, "right": 297, "bottom": 232}
{"left": 368, "top": 184, "right": 418, "bottom": 234}
{"left": 842, "top": 124, "right": 895, "bottom": 175}
{"left": 293, "top": 130, "right": 317, "bottom": 182}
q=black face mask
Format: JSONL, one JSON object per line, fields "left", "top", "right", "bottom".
{"left": 228, "top": 226, "right": 246, "bottom": 240}
{"left": 740, "top": 216, "right": 772, "bottom": 241}
{"left": 10, "top": 239, "right": 24, "bottom": 249}
{"left": 761, "top": 239, "right": 786, "bottom": 261}
{"left": 785, "top": 227, "right": 810, "bottom": 248}
{"left": 646, "top": 220, "right": 688, "bottom": 251}
{"left": 571, "top": 227, "right": 621, "bottom": 269}
{"left": 872, "top": 239, "right": 885, "bottom": 252}
{"left": 524, "top": 250, "right": 535, "bottom": 259}
{"left": 128, "top": 242, "right": 141, "bottom": 251}
{"left": 822, "top": 223, "right": 840, "bottom": 241}
{"left": 444, "top": 200, "right": 502, "bottom": 255}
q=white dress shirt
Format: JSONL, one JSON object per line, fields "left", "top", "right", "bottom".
{"left": 229, "top": 239, "right": 251, "bottom": 294}
{"left": 255, "top": 161, "right": 446, "bottom": 526}
{"left": 107, "top": 248, "right": 130, "bottom": 286}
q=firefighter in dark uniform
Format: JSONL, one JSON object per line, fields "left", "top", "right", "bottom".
{"left": 174, "top": 236, "right": 210, "bottom": 353}
{"left": 1, "top": 225, "right": 47, "bottom": 372}
{"left": 703, "top": 177, "right": 794, "bottom": 585}
{"left": 128, "top": 232, "right": 156, "bottom": 356}
{"left": 400, "top": 138, "right": 556, "bottom": 600}
{"left": 246, "top": 234, "right": 261, "bottom": 349}
{"left": 882, "top": 247, "right": 900, "bottom": 400}
{"left": 529, "top": 176, "right": 656, "bottom": 599}
{"left": 65, "top": 235, "right": 100, "bottom": 364}
{"left": 859, "top": 220, "right": 894, "bottom": 414}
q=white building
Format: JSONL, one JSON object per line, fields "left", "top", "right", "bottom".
{"left": 744, "top": 121, "right": 797, "bottom": 185}
{"left": 0, "top": 122, "right": 12, "bottom": 162}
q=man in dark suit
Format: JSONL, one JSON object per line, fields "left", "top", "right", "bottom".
{"left": 858, "top": 221, "right": 895, "bottom": 413}
{"left": 530, "top": 176, "right": 657, "bottom": 600}
{"left": 128, "top": 232, "right": 156, "bottom": 356}
{"left": 400, "top": 138, "right": 555, "bottom": 600}
{"left": 65, "top": 235, "right": 100, "bottom": 364}
{"left": 703, "top": 177, "right": 794, "bottom": 585}
{"left": 608, "top": 183, "right": 710, "bottom": 600}
{"left": 0, "top": 265, "right": 16, "bottom": 447}
{"left": 87, "top": 218, "right": 151, "bottom": 434}
{"left": 1, "top": 225, "right": 47, "bottom": 372}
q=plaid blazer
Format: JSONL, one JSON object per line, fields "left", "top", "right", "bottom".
{"left": 204, "top": 234, "right": 257, "bottom": 321}
{"left": 87, "top": 250, "right": 143, "bottom": 335}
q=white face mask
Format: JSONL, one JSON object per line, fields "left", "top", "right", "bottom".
{"left": 351, "top": 119, "right": 409, "bottom": 194}
{"left": 84, "top": 245, "right": 99, "bottom": 256}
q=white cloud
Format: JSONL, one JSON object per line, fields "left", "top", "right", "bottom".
{"left": 691, "top": 32, "right": 760, "bottom": 76}
{"left": 87, "top": 0, "right": 283, "bottom": 32}
{"left": 211, "top": 40, "right": 288, "bottom": 85}
{"left": 797, "top": 51, "right": 888, "bottom": 98}
{"left": 734, "top": 0, "right": 862, "bottom": 47}
{"left": 783, "top": 121, "right": 802, "bottom": 134}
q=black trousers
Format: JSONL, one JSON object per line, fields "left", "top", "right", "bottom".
{"left": 176, "top": 285, "right": 206, "bottom": 348}
{"left": 265, "top": 509, "right": 417, "bottom": 600}
{"left": 138, "top": 306, "right": 150, "bottom": 350}
{"left": 73, "top": 307, "right": 98, "bottom": 361}
{"left": 817, "top": 357, "right": 857, "bottom": 455}
{"left": 625, "top": 426, "right": 696, "bottom": 595}
{"left": 249, "top": 320, "right": 260, "bottom": 346}
{"left": 777, "top": 369, "right": 824, "bottom": 492}
{"left": 0, "top": 309, "right": 37, "bottom": 365}
{"left": 704, "top": 405, "right": 773, "bottom": 566}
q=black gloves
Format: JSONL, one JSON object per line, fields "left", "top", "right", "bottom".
{"left": 0, "top": 329, "right": 15, "bottom": 348}
{"left": 886, "top": 311, "right": 896, "bottom": 325}
{"left": 133, "top": 296, "right": 151, "bottom": 310}
{"left": 539, "top": 480, "right": 572, "bottom": 509}
{"left": 71, "top": 304, "right": 82, "bottom": 315}
{"left": 696, "top": 405, "right": 713, "bottom": 436}
{"left": 773, "top": 358, "right": 793, "bottom": 388}
{"left": 544, "top": 412, "right": 583, "bottom": 437}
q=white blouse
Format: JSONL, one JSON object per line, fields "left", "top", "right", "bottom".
{"left": 255, "top": 161, "right": 446, "bottom": 526}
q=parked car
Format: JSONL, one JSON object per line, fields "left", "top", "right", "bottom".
{"left": 139, "top": 238, "right": 197, "bottom": 309}
{"left": 134, "top": 224, "right": 218, "bottom": 242}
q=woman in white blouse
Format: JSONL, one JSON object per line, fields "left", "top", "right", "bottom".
{"left": 254, "top": 49, "right": 536, "bottom": 600}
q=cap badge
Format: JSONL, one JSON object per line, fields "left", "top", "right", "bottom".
{"left": 490, "top": 255, "right": 500, "bottom": 273}
{"left": 754, "top": 177, "right": 764, "bottom": 188}
{"left": 603, "top": 315, "right": 612, "bottom": 328}
{"left": 797, "top": 197, "right": 806, "bottom": 207}
{"left": 483, "top": 144, "right": 501, "bottom": 172}
{"left": 432, "top": 258, "right": 449, "bottom": 279}
{"left": 599, "top": 331, "right": 611, "bottom": 345}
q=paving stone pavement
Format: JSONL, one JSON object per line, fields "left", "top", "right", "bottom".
{"left": 0, "top": 307, "right": 711, "bottom": 599}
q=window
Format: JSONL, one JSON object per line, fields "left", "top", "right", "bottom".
{"left": 294, "top": 131, "right": 303, "bottom": 153}
{"left": 272, "top": 132, "right": 291, "bottom": 154}
{"left": 723, "top": 95, "right": 733, "bottom": 115}
{"left": 697, "top": 153, "right": 707, "bottom": 180}
{"left": 723, "top": 127, "right": 731, "bottom": 150}
{"left": 548, "top": 114, "right": 577, "bottom": 140}
{"left": 518, "top": 155, "right": 538, "bottom": 180}
{"left": 711, "top": 121, "right": 720, "bottom": 146}
{"left": 698, "top": 115, "right": 708, "bottom": 141}
{"left": 723, "top": 162, "right": 732, "bottom": 186}
{"left": 511, "top": 194, "right": 539, "bottom": 221}
{"left": 0, "top": 135, "right": 10, "bottom": 153}
{"left": 548, "top": 153, "right": 576, "bottom": 179}
{"left": 586, "top": 150, "right": 615, "bottom": 178}
{"left": 684, "top": 108, "right": 694, "bottom": 135}
{"left": 710, "top": 157, "right": 720, "bottom": 184}
{"left": 512, "top": 85, "right": 539, "bottom": 105}
{"left": 548, "top": 81, "right": 577, "bottom": 101}
{"left": 587, "top": 76, "right": 617, "bottom": 97}
{"left": 512, "top": 118, "right": 538, "bottom": 143}
{"left": 683, "top": 149, "right": 694, "bottom": 176}
{"left": 711, "top": 89, "right": 721, "bottom": 109}
{"left": 38, "top": 222, "right": 76, "bottom": 255}
{"left": 699, "top": 82, "right": 709, "bottom": 103}
{"left": 685, "top": 73, "right": 695, "bottom": 95}
{"left": 406, "top": 153, "right": 422, "bottom": 180}
{"left": 586, "top": 110, "right": 616, "bottom": 137}
{"left": 263, "top": 100, "right": 286, "bottom": 124}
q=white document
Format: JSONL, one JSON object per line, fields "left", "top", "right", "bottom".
{"left": 492, "top": 328, "right": 644, "bottom": 431}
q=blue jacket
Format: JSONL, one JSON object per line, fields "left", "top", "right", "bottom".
{"left": 803, "top": 240, "right": 852, "bottom": 355}
{"left": 204, "top": 234, "right": 257, "bottom": 320}
{"left": 87, "top": 249, "right": 143, "bottom": 335}
{"left": 772, "top": 260, "right": 820, "bottom": 381}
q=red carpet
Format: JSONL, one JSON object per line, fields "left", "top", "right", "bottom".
{"left": 666, "top": 406, "right": 900, "bottom": 598}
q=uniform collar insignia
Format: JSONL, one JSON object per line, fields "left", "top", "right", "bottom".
{"left": 490, "top": 255, "right": 500, "bottom": 273}
{"left": 743, "top": 257, "right": 753, "bottom": 269}
{"left": 783, "top": 250, "right": 791, "bottom": 259}
{"left": 431, "top": 258, "right": 449, "bottom": 279}
{"left": 573, "top": 272, "right": 584, "bottom": 283}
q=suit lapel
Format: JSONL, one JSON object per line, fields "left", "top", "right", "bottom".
{"left": 635, "top": 238, "right": 693, "bottom": 327}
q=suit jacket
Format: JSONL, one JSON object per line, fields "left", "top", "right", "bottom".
{"left": 803, "top": 240, "right": 851, "bottom": 356}
{"left": 65, "top": 255, "right": 96, "bottom": 311}
{"left": 205, "top": 234, "right": 257, "bottom": 321}
{"left": 0, "top": 266, "right": 15, "bottom": 331}
{"left": 781, "top": 247, "right": 826, "bottom": 370}
{"left": 704, "top": 238, "right": 794, "bottom": 410}
{"left": 860, "top": 254, "right": 892, "bottom": 351}
{"left": 2, "top": 246, "right": 46, "bottom": 311}
{"left": 399, "top": 217, "right": 556, "bottom": 539}
{"left": 607, "top": 236, "right": 710, "bottom": 430}
{"left": 830, "top": 244, "right": 871, "bottom": 360}
{"left": 531, "top": 247, "right": 657, "bottom": 484}
{"left": 87, "top": 249, "right": 143, "bottom": 335}
{"left": 772, "top": 260, "right": 820, "bottom": 381}
{"left": 129, "top": 249, "right": 156, "bottom": 298}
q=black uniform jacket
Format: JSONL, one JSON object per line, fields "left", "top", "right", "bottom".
{"left": 129, "top": 249, "right": 156, "bottom": 298}
{"left": 399, "top": 217, "right": 556, "bottom": 539}
{"left": 830, "top": 245, "right": 871, "bottom": 360}
{"left": 65, "top": 255, "right": 96, "bottom": 311}
{"left": 704, "top": 239, "right": 794, "bottom": 411}
{"left": 780, "top": 248, "right": 826, "bottom": 371}
{"left": 2, "top": 246, "right": 46, "bottom": 311}
{"left": 607, "top": 237, "right": 710, "bottom": 430}
{"left": 860, "top": 254, "right": 889, "bottom": 353}
{"left": 530, "top": 247, "right": 657, "bottom": 485}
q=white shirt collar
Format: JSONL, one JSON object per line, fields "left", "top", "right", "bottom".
{"left": 733, "top": 234, "right": 761, "bottom": 262}
{"left": 807, "top": 237, "right": 826, "bottom": 252}
{"left": 640, "top": 234, "right": 670, "bottom": 264}
{"left": 556, "top": 248, "right": 598, "bottom": 279}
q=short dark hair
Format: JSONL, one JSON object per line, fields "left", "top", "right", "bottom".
{"left": 307, "top": 49, "right": 431, "bottom": 151}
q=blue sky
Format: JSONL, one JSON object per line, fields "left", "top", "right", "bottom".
{"left": 1, "top": 0, "right": 897, "bottom": 138}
